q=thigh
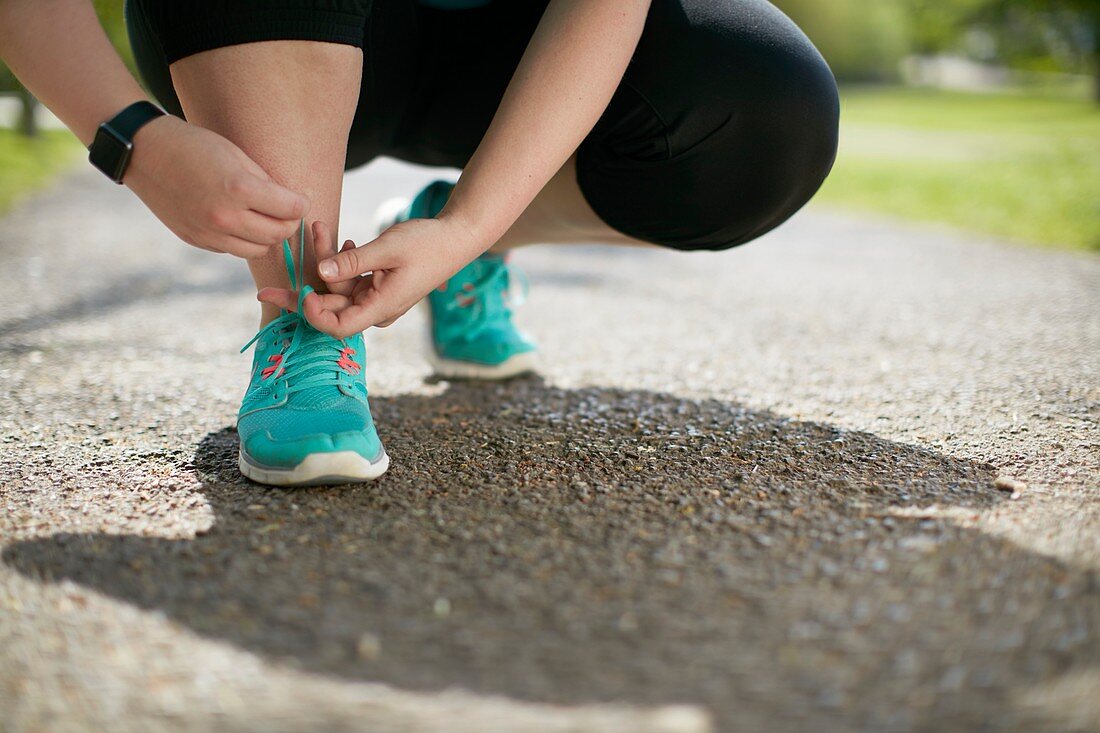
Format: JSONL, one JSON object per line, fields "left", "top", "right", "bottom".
{"left": 576, "top": 0, "right": 841, "bottom": 251}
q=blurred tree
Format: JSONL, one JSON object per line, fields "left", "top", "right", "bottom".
{"left": 0, "top": 57, "right": 20, "bottom": 95}
{"left": 778, "top": 0, "right": 1097, "bottom": 99}
{"left": 906, "top": 0, "right": 1098, "bottom": 99}
{"left": 999, "top": 0, "right": 1100, "bottom": 101}
{"left": 905, "top": 0, "right": 992, "bottom": 54}
{"left": 774, "top": 0, "right": 913, "bottom": 82}
{"left": 16, "top": 84, "right": 38, "bottom": 137}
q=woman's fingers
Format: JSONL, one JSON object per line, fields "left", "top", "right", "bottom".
{"left": 323, "top": 293, "right": 391, "bottom": 338}
{"left": 311, "top": 220, "right": 336, "bottom": 260}
{"left": 257, "top": 288, "right": 351, "bottom": 311}
{"left": 318, "top": 235, "right": 394, "bottom": 283}
{"left": 310, "top": 221, "right": 343, "bottom": 295}
{"left": 220, "top": 234, "right": 275, "bottom": 260}
{"left": 256, "top": 287, "right": 298, "bottom": 311}
{"left": 122, "top": 119, "right": 312, "bottom": 261}
{"left": 305, "top": 289, "right": 393, "bottom": 338}
{"left": 332, "top": 239, "right": 359, "bottom": 296}
{"left": 315, "top": 220, "right": 358, "bottom": 297}
{"left": 259, "top": 227, "right": 409, "bottom": 336}
{"left": 301, "top": 291, "right": 344, "bottom": 334}
{"left": 236, "top": 210, "right": 300, "bottom": 247}
{"left": 311, "top": 221, "right": 355, "bottom": 261}
{"left": 243, "top": 175, "right": 310, "bottom": 221}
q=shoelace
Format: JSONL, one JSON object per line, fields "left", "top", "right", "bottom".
{"left": 240, "top": 223, "right": 362, "bottom": 397}
{"left": 440, "top": 257, "right": 529, "bottom": 342}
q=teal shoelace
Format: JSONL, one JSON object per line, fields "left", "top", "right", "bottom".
{"left": 240, "top": 223, "right": 363, "bottom": 397}
{"left": 439, "top": 258, "right": 529, "bottom": 342}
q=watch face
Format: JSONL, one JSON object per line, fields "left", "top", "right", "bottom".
{"left": 89, "top": 124, "right": 133, "bottom": 183}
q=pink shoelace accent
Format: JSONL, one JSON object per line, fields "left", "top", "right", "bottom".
{"left": 261, "top": 354, "right": 285, "bottom": 379}
{"left": 337, "top": 347, "right": 361, "bottom": 375}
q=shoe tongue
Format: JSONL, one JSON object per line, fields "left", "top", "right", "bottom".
{"left": 283, "top": 325, "right": 347, "bottom": 410}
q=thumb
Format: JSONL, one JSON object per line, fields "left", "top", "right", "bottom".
{"left": 318, "top": 237, "right": 391, "bottom": 283}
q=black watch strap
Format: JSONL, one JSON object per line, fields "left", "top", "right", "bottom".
{"left": 103, "top": 100, "right": 164, "bottom": 142}
{"left": 88, "top": 101, "right": 165, "bottom": 184}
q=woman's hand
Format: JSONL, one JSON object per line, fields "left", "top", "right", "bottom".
{"left": 1, "top": 1, "right": 304, "bottom": 258}
{"left": 257, "top": 217, "right": 483, "bottom": 339}
{"left": 124, "top": 115, "right": 310, "bottom": 259}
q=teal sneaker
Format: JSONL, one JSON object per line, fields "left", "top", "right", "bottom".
{"left": 236, "top": 225, "right": 388, "bottom": 486}
{"left": 373, "top": 180, "right": 538, "bottom": 380}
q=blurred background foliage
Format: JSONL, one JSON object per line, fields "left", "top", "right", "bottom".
{"left": 0, "top": 0, "right": 1097, "bottom": 249}
{"left": 776, "top": 0, "right": 1098, "bottom": 91}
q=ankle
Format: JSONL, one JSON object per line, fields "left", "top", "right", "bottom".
{"left": 259, "top": 303, "right": 282, "bottom": 327}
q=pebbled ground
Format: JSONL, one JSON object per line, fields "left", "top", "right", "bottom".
{"left": 0, "top": 160, "right": 1097, "bottom": 733}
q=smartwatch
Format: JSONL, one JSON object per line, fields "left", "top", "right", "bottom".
{"left": 88, "top": 101, "right": 165, "bottom": 184}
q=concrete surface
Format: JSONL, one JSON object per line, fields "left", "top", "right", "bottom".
{"left": 0, "top": 160, "right": 1097, "bottom": 733}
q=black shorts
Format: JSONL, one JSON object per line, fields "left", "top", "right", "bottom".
{"left": 126, "top": 0, "right": 839, "bottom": 251}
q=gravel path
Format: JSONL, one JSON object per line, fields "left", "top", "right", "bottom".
{"left": 1, "top": 161, "right": 1097, "bottom": 733}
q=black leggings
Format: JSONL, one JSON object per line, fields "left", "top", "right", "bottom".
{"left": 126, "top": 0, "right": 839, "bottom": 251}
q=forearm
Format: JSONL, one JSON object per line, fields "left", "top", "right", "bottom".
{"left": 442, "top": 0, "right": 651, "bottom": 247}
{"left": 0, "top": 0, "right": 149, "bottom": 145}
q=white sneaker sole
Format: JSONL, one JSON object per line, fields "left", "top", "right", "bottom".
{"left": 427, "top": 346, "right": 540, "bottom": 380}
{"left": 418, "top": 300, "right": 539, "bottom": 380}
{"left": 239, "top": 449, "right": 390, "bottom": 487}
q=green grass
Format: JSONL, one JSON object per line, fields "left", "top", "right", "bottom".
{"left": 818, "top": 87, "right": 1100, "bottom": 251}
{"left": 0, "top": 127, "right": 82, "bottom": 214}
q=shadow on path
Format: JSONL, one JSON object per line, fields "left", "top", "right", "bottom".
{"left": 6, "top": 379, "right": 1095, "bottom": 731}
